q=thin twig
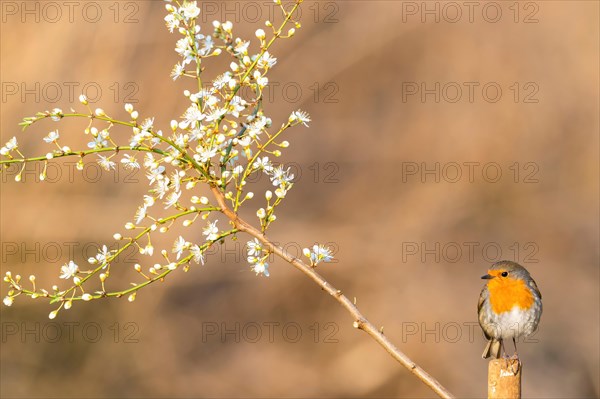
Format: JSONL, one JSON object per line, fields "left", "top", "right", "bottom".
{"left": 210, "top": 185, "right": 454, "bottom": 399}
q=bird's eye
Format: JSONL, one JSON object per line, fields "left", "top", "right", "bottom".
{"left": 501, "top": 271, "right": 508, "bottom": 277}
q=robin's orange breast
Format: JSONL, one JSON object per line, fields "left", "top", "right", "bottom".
{"left": 487, "top": 277, "right": 534, "bottom": 314}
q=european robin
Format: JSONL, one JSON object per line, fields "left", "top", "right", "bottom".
{"left": 478, "top": 260, "right": 542, "bottom": 359}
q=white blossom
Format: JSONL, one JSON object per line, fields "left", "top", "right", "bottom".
{"left": 202, "top": 220, "right": 219, "bottom": 241}
{"left": 270, "top": 165, "right": 294, "bottom": 187}
{"left": 164, "top": 191, "right": 181, "bottom": 209}
{"left": 121, "top": 154, "right": 140, "bottom": 169}
{"left": 246, "top": 238, "right": 263, "bottom": 257}
{"left": 60, "top": 261, "right": 79, "bottom": 279}
{"left": 257, "top": 51, "right": 277, "bottom": 69}
{"left": 180, "top": 1, "right": 201, "bottom": 19}
{"left": 172, "top": 236, "right": 189, "bottom": 260}
{"left": 190, "top": 245, "right": 205, "bottom": 265}
{"left": 135, "top": 205, "right": 147, "bottom": 225}
{"left": 43, "top": 131, "right": 59, "bottom": 143}
{"left": 171, "top": 63, "right": 185, "bottom": 80}
{"left": 304, "top": 245, "right": 334, "bottom": 265}
{"left": 290, "top": 110, "right": 311, "bottom": 126}
{"left": 1, "top": 137, "right": 18, "bottom": 155}
{"left": 97, "top": 155, "right": 116, "bottom": 171}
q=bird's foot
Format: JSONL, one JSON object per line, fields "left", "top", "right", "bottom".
{"left": 504, "top": 356, "right": 520, "bottom": 375}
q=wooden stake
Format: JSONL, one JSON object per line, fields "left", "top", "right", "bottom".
{"left": 487, "top": 359, "right": 521, "bottom": 399}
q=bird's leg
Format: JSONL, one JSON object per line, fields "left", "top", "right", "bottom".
{"left": 501, "top": 339, "right": 509, "bottom": 359}
{"left": 500, "top": 339, "right": 512, "bottom": 370}
{"left": 507, "top": 337, "right": 521, "bottom": 374}
{"left": 510, "top": 337, "right": 520, "bottom": 360}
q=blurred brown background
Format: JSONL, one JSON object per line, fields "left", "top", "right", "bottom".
{"left": 1, "top": 1, "right": 598, "bottom": 398}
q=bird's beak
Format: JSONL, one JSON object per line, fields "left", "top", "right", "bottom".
{"left": 481, "top": 274, "right": 494, "bottom": 280}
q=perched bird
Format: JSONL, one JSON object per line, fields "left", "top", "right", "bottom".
{"left": 478, "top": 260, "right": 542, "bottom": 359}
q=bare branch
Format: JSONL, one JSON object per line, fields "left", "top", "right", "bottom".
{"left": 210, "top": 185, "right": 455, "bottom": 399}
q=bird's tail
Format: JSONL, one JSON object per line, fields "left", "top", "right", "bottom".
{"left": 482, "top": 339, "right": 502, "bottom": 359}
